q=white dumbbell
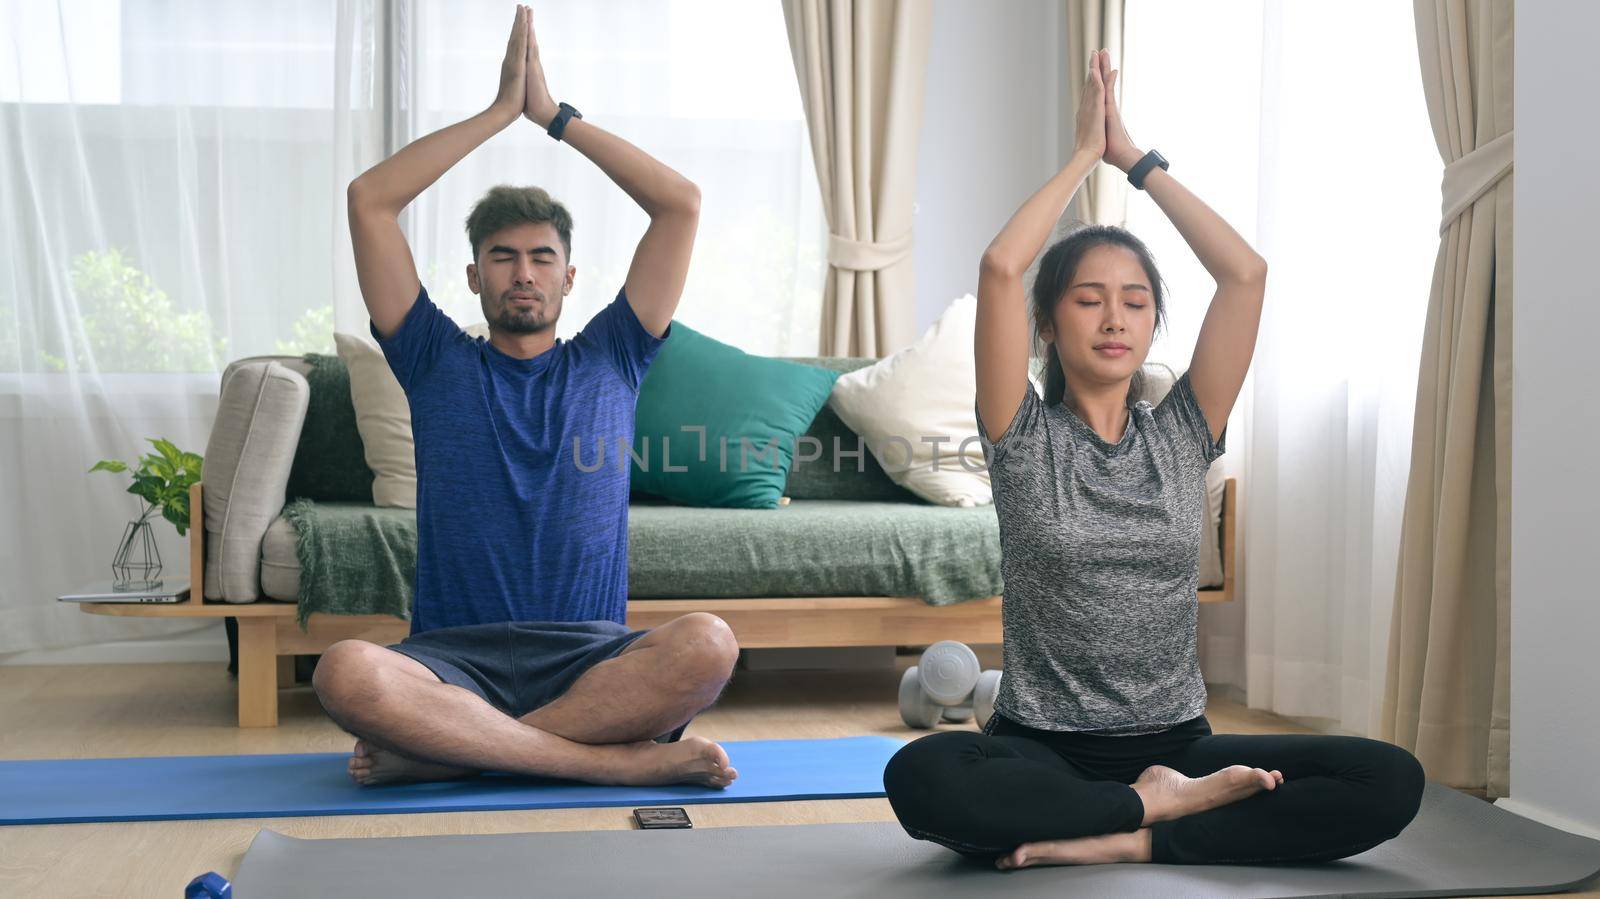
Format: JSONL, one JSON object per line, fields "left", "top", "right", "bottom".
{"left": 898, "top": 641, "right": 1003, "bottom": 729}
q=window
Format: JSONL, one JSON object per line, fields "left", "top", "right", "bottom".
{"left": 0, "top": 0, "right": 824, "bottom": 374}
{"left": 406, "top": 0, "right": 823, "bottom": 356}
{"left": 1121, "top": 0, "right": 1439, "bottom": 387}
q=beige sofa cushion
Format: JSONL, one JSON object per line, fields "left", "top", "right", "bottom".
{"left": 203, "top": 360, "right": 309, "bottom": 601}
{"left": 334, "top": 332, "right": 416, "bottom": 508}
{"left": 260, "top": 514, "right": 301, "bottom": 601}
{"left": 334, "top": 322, "right": 490, "bottom": 509}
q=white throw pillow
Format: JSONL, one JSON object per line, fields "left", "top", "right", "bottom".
{"left": 827, "top": 294, "right": 991, "bottom": 507}
{"left": 1199, "top": 467, "right": 1225, "bottom": 588}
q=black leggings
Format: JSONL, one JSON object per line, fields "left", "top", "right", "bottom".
{"left": 883, "top": 712, "right": 1426, "bottom": 865}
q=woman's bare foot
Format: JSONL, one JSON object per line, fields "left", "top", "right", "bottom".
{"left": 348, "top": 739, "right": 476, "bottom": 786}
{"left": 609, "top": 736, "right": 738, "bottom": 788}
{"left": 998, "top": 828, "right": 1152, "bottom": 870}
{"left": 1132, "top": 763, "right": 1282, "bottom": 825}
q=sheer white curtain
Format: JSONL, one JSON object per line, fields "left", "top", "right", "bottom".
{"left": 1122, "top": 0, "right": 1441, "bottom": 736}
{"left": 0, "top": 0, "right": 381, "bottom": 655}
{"left": 402, "top": 0, "right": 825, "bottom": 355}
{"left": 0, "top": 1, "right": 823, "bottom": 656}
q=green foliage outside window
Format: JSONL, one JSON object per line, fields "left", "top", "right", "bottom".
{"left": 42, "top": 249, "right": 227, "bottom": 373}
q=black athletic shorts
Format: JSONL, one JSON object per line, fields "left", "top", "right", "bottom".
{"left": 389, "top": 620, "right": 690, "bottom": 743}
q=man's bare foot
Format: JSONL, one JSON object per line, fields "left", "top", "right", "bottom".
{"left": 998, "top": 828, "right": 1152, "bottom": 869}
{"left": 348, "top": 739, "right": 476, "bottom": 786}
{"left": 610, "top": 736, "right": 738, "bottom": 788}
{"left": 1132, "top": 763, "right": 1282, "bottom": 825}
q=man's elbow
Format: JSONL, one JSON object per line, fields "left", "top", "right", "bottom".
{"left": 649, "top": 177, "right": 700, "bottom": 220}
{"left": 346, "top": 176, "right": 397, "bottom": 218}
{"left": 346, "top": 176, "right": 374, "bottom": 215}
{"left": 672, "top": 179, "right": 701, "bottom": 217}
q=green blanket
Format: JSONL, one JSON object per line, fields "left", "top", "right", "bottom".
{"left": 281, "top": 499, "right": 416, "bottom": 627}
{"left": 282, "top": 499, "right": 1004, "bottom": 627}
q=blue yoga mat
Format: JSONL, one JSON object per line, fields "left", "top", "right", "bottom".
{"left": 0, "top": 736, "right": 905, "bottom": 825}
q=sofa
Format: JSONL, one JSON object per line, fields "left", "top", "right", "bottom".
{"left": 85, "top": 352, "right": 1235, "bottom": 727}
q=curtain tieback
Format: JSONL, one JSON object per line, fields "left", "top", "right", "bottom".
{"left": 1440, "top": 130, "right": 1513, "bottom": 234}
{"left": 826, "top": 230, "right": 914, "bottom": 272}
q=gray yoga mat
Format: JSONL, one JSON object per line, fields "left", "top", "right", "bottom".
{"left": 233, "top": 782, "right": 1600, "bottom": 898}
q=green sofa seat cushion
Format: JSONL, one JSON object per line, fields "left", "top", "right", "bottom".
{"left": 632, "top": 326, "right": 840, "bottom": 509}
{"left": 276, "top": 499, "right": 1002, "bottom": 622}
{"left": 626, "top": 498, "right": 1001, "bottom": 604}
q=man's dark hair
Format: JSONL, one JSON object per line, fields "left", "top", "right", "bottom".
{"left": 465, "top": 185, "right": 573, "bottom": 261}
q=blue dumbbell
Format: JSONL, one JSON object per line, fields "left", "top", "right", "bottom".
{"left": 186, "top": 872, "right": 232, "bottom": 898}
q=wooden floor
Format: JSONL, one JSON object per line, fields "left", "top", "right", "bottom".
{"left": 0, "top": 653, "right": 1592, "bottom": 899}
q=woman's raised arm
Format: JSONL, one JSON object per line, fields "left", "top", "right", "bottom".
{"left": 975, "top": 51, "right": 1109, "bottom": 442}
{"left": 1100, "top": 53, "right": 1266, "bottom": 443}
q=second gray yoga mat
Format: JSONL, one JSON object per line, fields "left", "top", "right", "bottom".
{"left": 233, "top": 782, "right": 1600, "bottom": 898}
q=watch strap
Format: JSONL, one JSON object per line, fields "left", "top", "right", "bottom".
{"left": 1127, "top": 150, "right": 1169, "bottom": 190}
{"left": 547, "top": 102, "right": 582, "bottom": 141}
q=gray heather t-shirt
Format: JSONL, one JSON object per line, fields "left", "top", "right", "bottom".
{"left": 976, "top": 371, "right": 1226, "bottom": 736}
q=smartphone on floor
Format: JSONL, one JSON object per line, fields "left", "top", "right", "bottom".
{"left": 634, "top": 807, "right": 692, "bottom": 829}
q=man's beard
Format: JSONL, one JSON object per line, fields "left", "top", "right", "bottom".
{"left": 492, "top": 294, "right": 556, "bottom": 334}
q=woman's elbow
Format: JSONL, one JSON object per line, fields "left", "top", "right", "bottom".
{"left": 980, "top": 247, "right": 1023, "bottom": 281}
{"left": 1239, "top": 255, "right": 1268, "bottom": 284}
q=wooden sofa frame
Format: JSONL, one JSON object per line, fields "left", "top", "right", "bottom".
{"left": 82, "top": 479, "right": 1238, "bottom": 727}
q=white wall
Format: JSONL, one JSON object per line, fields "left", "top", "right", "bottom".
{"left": 913, "top": 0, "right": 1068, "bottom": 334}
{"left": 1505, "top": 0, "right": 1600, "bottom": 836}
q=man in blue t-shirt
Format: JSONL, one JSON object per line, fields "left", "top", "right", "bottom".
{"left": 312, "top": 6, "right": 739, "bottom": 789}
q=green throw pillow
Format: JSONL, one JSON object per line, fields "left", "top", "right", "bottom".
{"left": 633, "top": 324, "right": 839, "bottom": 508}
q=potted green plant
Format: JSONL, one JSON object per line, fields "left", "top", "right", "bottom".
{"left": 89, "top": 438, "right": 203, "bottom": 590}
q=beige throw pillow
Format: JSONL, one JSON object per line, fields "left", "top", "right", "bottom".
{"left": 333, "top": 321, "right": 491, "bottom": 508}
{"left": 334, "top": 332, "right": 416, "bottom": 507}
{"left": 827, "top": 294, "right": 991, "bottom": 507}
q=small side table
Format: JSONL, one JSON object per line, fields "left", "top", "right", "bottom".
{"left": 74, "top": 482, "right": 295, "bottom": 726}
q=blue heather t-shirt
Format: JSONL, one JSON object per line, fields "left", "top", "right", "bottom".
{"left": 372, "top": 285, "right": 668, "bottom": 634}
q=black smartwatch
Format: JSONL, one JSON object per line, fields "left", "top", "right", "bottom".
{"left": 547, "top": 101, "right": 582, "bottom": 141}
{"left": 1126, "top": 149, "right": 1169, "bottom": 190}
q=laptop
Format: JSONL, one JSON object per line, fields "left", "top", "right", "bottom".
{"left": 58, "top": 579, "right": 191, "bottom": 604}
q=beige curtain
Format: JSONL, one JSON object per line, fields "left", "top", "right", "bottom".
{"left": 1065, "top": 0, "right": 1127, "bottom": 227}
{"left": 1382, "top": 0, "right": 1513, "bottom": 797}
{"left": 782, "top": 0, "right": 933, "bottom": 357}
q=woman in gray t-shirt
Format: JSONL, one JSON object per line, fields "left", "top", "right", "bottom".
{"left": 883, "top": 48, "right": 1424, "bottom": 871}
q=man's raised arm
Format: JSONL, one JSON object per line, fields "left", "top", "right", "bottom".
{"left": 348, "top": 6, "right": 533, "bottom": 339}
{"left": 519, "top": 9, "right": 700, "bottom": 339}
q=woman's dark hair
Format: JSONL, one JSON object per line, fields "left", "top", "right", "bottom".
{"left": 1031, "top": 223, "right": 1169, "bottom": 408}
